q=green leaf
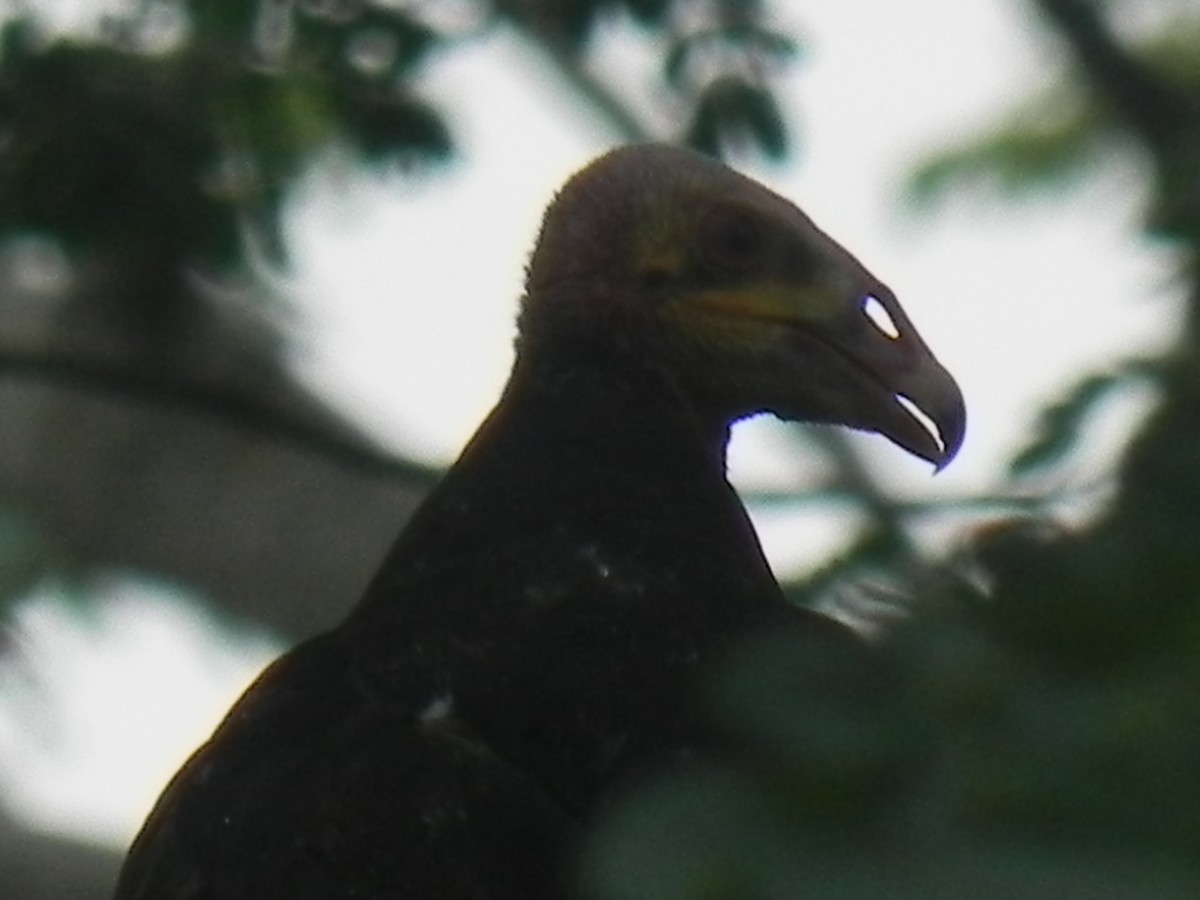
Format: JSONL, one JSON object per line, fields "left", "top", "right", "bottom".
{"left": 339, "top": 89, "right": 452, "bottom": 166}
{"left": 684, "top": 76, "right": 790, "bottom": 161}
{"left": 905, "top": 91, "right": 1115, "bottom": 209}
{"left": 663, "top": 35, "right": 693, "bottom": 89}
{"left": 1009, "top": 361, "right": 1158, "bottom": 477}
{"left": 621, "top": 0, "right": 672, "bottom": 27}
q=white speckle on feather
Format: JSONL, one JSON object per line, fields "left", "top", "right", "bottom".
{"left": 418, "top": 692, "right": 455, "bottom": 726}
{"left": 580, "top": 543, "right": 612, "bottom": 579}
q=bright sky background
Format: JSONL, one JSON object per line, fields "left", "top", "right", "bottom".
{"left": 0, "top": 0, "right": 1184, "bottom": 853}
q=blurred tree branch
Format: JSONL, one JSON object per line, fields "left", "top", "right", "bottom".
{"left": 0, "top": 348, "right": 441, "bottom": 482}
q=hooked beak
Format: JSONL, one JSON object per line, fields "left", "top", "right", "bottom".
{"left": 680, "top": 278, "right": 965, "bottom": 469}
{"left": 808, "top": 287, "right": 965, "bottom": 470}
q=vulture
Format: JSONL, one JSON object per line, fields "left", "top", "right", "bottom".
{"left": 113, "top": 144, "right": 964, "bottom": 900}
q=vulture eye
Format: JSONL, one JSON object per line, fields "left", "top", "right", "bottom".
{"left": 701, "top": 207, "right": 766, "bottom": 271}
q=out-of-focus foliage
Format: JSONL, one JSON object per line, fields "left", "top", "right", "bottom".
{"left": 907, "top": 10, "right": 1200, "bottom": 218}
{"left": 585, "top": 600, "right": 1200, "bottom": 898}
{"left": 666, "top": 3, "right": 798, "bottom": 160}
{"left": 496, "top": 0, "right": 800, "bottom": 156}
{"left": 0, "top": 1, "right": 453, "bottom": 271}
{"left": 906, "top": 85, "right": 1114, "bottom": 204}
{"left": 1006, "top": 358, "right": 1159, "bottom": 477}
{"left": 686, "top": 73, "right": 790, "bottom": 161}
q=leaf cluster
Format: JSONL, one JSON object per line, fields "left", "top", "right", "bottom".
{"left": 906, "top": 10, "right": 1200, "bottom": 222}
{"left": 0, "top": 1, "right": 453, "bottom": 271}
{"left": 496, "top": 0, "right": 798, "bottom": 160}
{"left": 585, "top": 429, "right": 1200, "bottom": 896}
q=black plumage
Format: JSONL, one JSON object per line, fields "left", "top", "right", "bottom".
{"left": 114, "top": 144, "right": 963, "bottom": 900}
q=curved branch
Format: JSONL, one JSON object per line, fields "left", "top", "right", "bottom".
{"left": 0, "top": 350, "right": 444, "bottom": 485}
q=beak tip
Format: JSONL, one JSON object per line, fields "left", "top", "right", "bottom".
{"left": 891, "top": 379, "right": 965, "bottom": 473}
{"left": 931, "top": 407, "right": 966, "bottom": 473}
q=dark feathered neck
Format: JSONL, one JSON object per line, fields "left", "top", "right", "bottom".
{"left": 346, "top": 344, "right": 774, "bottom": 629}
{"left": 339, "top": 340, "right": 794, "bottom": 810}
{"left": 488, "top": 342, "right": 733, "bottom": 471}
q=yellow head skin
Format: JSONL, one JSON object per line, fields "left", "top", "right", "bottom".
{"left": 520, "top": 144, "right": 964, "bottom": 468}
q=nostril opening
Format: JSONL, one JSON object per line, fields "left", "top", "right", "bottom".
{"left": 864, "top": 294, "right": 900, "bottom": 340}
